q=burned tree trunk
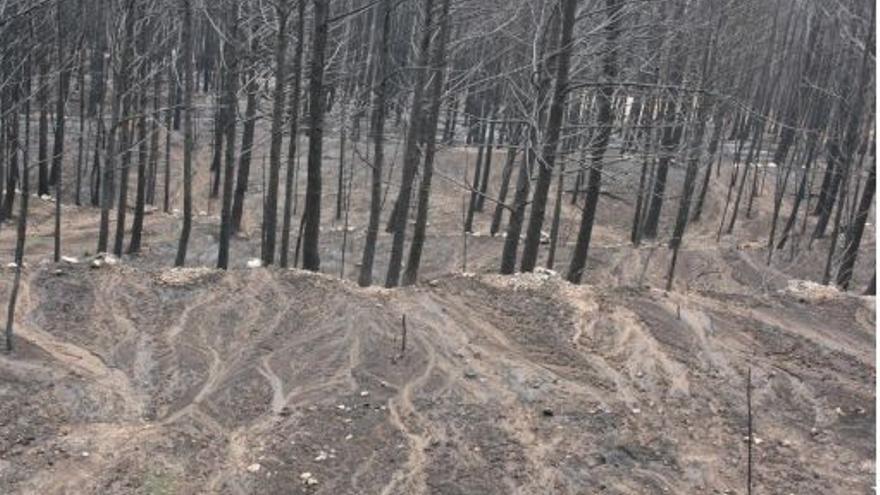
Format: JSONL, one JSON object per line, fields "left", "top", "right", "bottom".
{"left": 384, "top": 0, "right": 434, "bottom": 288}
{"left": 521, "top": 0, "right": 578, "bottom": 273}
{"left": 261, "top": 4, "right": 291, "bottom": 265}
{"left": 402, "top": 0, "right": 452, "bottom": 286}
{"left": 566, "top": 0, "right": 621, "bottom": 284}
{"left": 302, "top": 0, "right": 330, "bottom": 271}
{"left": 175, "top": 0, "right": 195, "bottom": 267}
{"left": 280, "top": 0, "right": 306, "bottom": 268}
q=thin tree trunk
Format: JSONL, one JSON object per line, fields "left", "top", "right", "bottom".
{"left": 402, "top": 0, "right": 452, "bottom": 286}
{"left": 500, "top": 150, "right": 530, "bottom": 274}
{"left": 490, "top": 140, "right": 519, "bottom": 236}
{"left": 521, "top": 0, "right": 578, "bottom": 273}
{"left": 175, "top": 0, "right": 195, "bottom": 266}
{"left": 474, "top": 114, "right": 496, "bottom": 212}
{"left": 302, "top": 0, "right": 330, "bottom": 271}
{"left": 692, "top": 107, "right": 725, "bottom": 222}
{"left": 261, "top": 6, "right": 291, "bottom": 265}
{"left": 835, "top": 160, "right": 873, "bottom": 289}
{"left": 566, "top": 0, "right": 621, "bottom": 284}
{"left": 358, "top": 0, "right": 390, "bottom": 285}
{"left": 384, "top": 0, "right": 435, "bottom": 287}
{"left": 5, "top": 106, "right": 27, "bottom": 353}
{"left": 146, "top": 64, "right": 161, "bottom": 205}
{"left": 37, "top": 59, "right": 50, "bottom": 197}
{"left": 163, "top": 57, "right": 174, "bottom": 213}
{"left": 128, "top": 58, "right": 150, "bottom": 255}
{"left": 665, "top": 25, "right": 717, "bottom": 290}
{"left": 217, "top": 8, "right": 241, "bottom": 270}
{"left": 280, "top": 0, "right": 306, "bottom": 268}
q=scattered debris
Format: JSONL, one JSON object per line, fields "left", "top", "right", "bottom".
{"left": 300, "top": 472, "right": 318, "bottom": 485}
{"left": 157, "top": 267, "right": 217, "bottom": 286}
{"left": 783, "top": 279, "right": 841, "bottom": 301}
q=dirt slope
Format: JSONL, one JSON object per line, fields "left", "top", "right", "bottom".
{"left": 0, "top": 263, "right": 873, "bottom": 494}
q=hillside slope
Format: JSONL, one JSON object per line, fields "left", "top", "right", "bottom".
{"left": 0, "top": 264, "right": 873, "bottom": 494}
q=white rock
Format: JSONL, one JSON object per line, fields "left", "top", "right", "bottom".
{"left": 360, "top": 390, "right": 370, "bottom": 397}
{"left": 314, "top": 451, "right": 328, "bottom": 461}
{"left": 247, "top": 463, "right": 261, "bottom": 473}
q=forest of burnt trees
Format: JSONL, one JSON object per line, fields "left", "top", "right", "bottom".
{"left": 0, "top": 0, "right": 875, "bottom": 334}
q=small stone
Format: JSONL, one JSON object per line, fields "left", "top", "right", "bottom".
{"left": 81, "top": 452, "right": 89, "bottom": 457}
{"left": 246, "top": 463, "right": 261, "bottom": 473}
{"left": 360, "top": 391, "right": 370, "bottom": 397}
{"left": 463, "top": 370, "right": 478, "bottom": 380}
{"left": 314, "top": 451, "right": 328, "bottom": 461}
